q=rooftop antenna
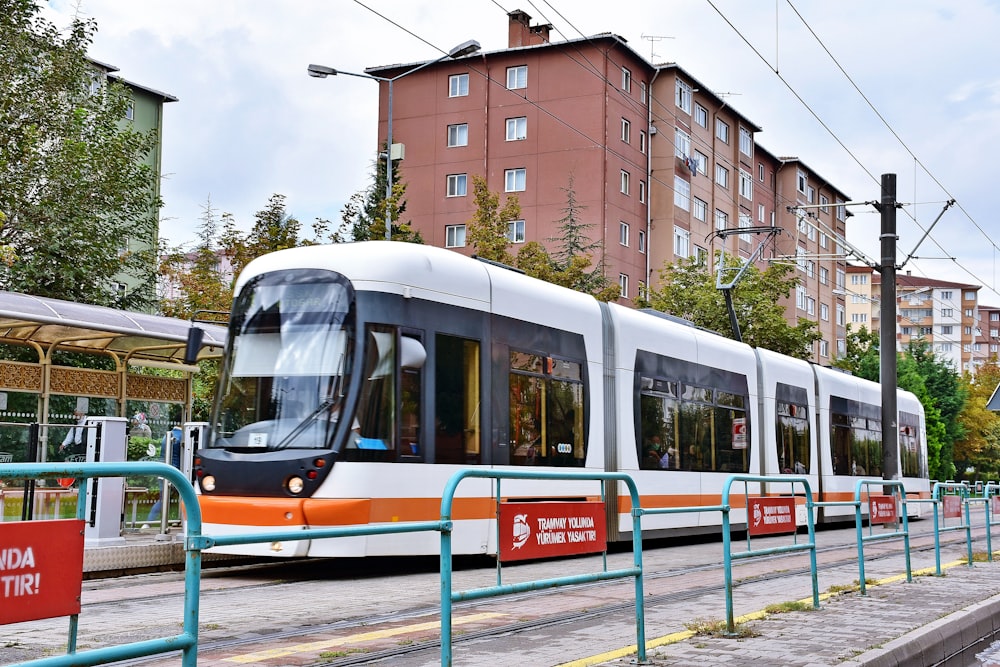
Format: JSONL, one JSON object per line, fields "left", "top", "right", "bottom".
{"left": 641, "top": 34, "right": 674, "bottom": 63}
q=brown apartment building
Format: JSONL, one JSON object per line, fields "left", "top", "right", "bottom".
{"left": 363, "top": 10, "right": 851, "bottom": 363}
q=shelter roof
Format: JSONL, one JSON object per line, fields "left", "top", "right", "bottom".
{"left": 0, "top": 291, "right": 227, "bottom": 364}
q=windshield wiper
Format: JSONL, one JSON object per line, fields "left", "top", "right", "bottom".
{"left": 272, "top": 398, "right": 338, "bottom": 450}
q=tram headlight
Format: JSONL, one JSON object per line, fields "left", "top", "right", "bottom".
{"left": 201, "top": 475, "right": 216, "bottom": 492}
{"left": 286, "top": 476, "right": 305, "bottom": 495}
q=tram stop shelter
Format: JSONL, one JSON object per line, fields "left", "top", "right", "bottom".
{"left": 0, "top": 290, "right": 227, "bottom": 465}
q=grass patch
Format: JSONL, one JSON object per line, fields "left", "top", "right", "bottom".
{"left": 685, "top": 617, "right": 760, "bottom": 639}
{"left": 763, "top": 600, "right": 814, "bottom": 614}
{"left": 318, "top": 648, "right": 367, "bottom": 658}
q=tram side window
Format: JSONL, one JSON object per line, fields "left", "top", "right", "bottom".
{"left": 435, "top": 334, "right": 481, "bottom": 464}
{"left": 899, "top": 413, "right": 923, "bottom": 478}
{"left": 638, "top": 377, "right": 749, "bottom": 473}
{"left": 776, "top": 400, "right": 810, "bottom": 474}
{"left": 509, "top": 351, "right": 584, "bottom": 467}
{"left": 351, "top": 326, "right": 398, "bottom": 462}
{"left": 831, "top": 413, "right": 851, "bottom": 475}
{"left": 850, "top": 416, "right": 882, "bottom": 476}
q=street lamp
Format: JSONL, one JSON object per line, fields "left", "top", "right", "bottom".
{"left": 308, "top": 39, "right": 481, "bottom": 241}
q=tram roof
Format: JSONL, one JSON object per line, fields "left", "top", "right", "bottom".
{"left": 0, "top": 290, "right": 227, "bottom": 365}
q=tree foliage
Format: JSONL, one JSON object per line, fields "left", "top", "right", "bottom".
{"left": 466, "top": 175, "right": 519, "bottom": 265}
{"left": 956, "top": 360, "right": 1000, "bottom": 479}
{"left": 0, "top": 0, "right": 161, "bottom": 308}
{"left": 639, "top": 254, "right": 822, "bottom": 359}
{"left": 338, "top": 150, "right": 422, "bottom": 243}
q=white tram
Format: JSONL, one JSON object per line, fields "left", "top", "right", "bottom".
{"left": 194, "top": 242, "right": 930, "bottom": 557}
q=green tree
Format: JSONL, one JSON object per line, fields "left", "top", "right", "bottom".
{"left": 338, "top": 149, "right": 422, "bottom": 243}
{"left": 640, "top": 253, "right": 821, "bottom": 359}
{"left": 467, "top": 175, "right": 519, "bottom": 265}
{"left": 160, "top": 199, "right": 232, "bottom": 320}
{"left": 0, "top": 0, "right": 161, "bottom": 308}
{"left": 955, "top": 360, "right": 1000, "bottom": 479}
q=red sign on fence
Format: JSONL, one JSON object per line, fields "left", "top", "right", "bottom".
{"left": 943, "top": 494, "right": 962, "bottom": 519}
{"left": 498, "top": 501, "right": 607, "bottom": 562}
{"left": 869, "top": 495, "right": 898, "bottom": 524}
{"left": 748, "top": 497, "right": 797, "bottom": 536}
{"left": 0, "top": 519, "right": 85, "bottom": 625}
{"left": 993, "top": 496, "right": 1000, "bottom": 516}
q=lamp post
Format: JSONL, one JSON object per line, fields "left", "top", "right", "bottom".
{"left": 308, "top": 39, "right": 480, "bottom": 241}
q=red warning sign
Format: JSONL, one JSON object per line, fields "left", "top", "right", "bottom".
{"left": 498, "top": 501, "right": 606, "bottom": 562}
{"left": 0, "top": 519, "right": 84, "bottom": 625}
{"left": 748, "top": 497, "right": 797, "bottom": 536}
{"left": 943, "top": 494, "right": 962, "bottom": 519}
{"left": 869, "top": 495, "right": 898, "bottom": 524}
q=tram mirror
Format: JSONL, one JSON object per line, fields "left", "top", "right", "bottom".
{"left": 400, "top": 336, "right": 426, "bottom": 370}
{"left": 184, "top": 326, "right": 205, "bottom": 364}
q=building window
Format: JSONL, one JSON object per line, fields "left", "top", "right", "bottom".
{"left": 820, "top": 194, "right": 830, "bottom": 213}
{"left": 716, "top": 118, "right": 729, "bottom": 143}
{"left": 806, "top": 185, "right": 815, "bottom": 204}
{"left": 446, "top": 174, "right": 467, "bottom": 197}
{"left": 836, "top": 269, "right": 846, "bottom": 290}
{"left": 715, "top": 209, "right": 728, "bottom": 232}
{"left": 446, "top": 224, "right": 466, "bottom": 247}
{"left": 837, "top": 304, "right": 845, "bottom": 326}
{"left": 621, "top": 170, "right": 630, "bottom": 195}
{"left": 758, "top": 163, "right": 765, "bottom": 182}
{"left": 739, "top": 169, "right": 753, "bottom": 199}
{"left": 715, "top": 164, "right": 729, "bottom": 189}
{"left": 675, "top": 228, "right": 691, "bottom": 257}
{"left": 739, "top": 127, "right": 752, "bottom": 156}
{"left": 675, "top": 128, "right": 691, "bottom": 158}
{"left": 941, "top": 325, "right": 953, "bottom": 336}
{"left": 125, "top": 99, "right": 135, "bottom": 121}
{"left": 836, "top": 199, "right": 846, "bottom": 221}
{"left": 619, "top": 273, "right": 629, "bottom": 298}
{"left": 449, "top": 73, "right": 469, "bottom": 97}
{"left": 797, "top": 170, "right": 808, "bottom": 194}
{"left": 676, "top": 79, "right": 692, "bottom": 113}
{"left": 505, "top": 168, "right": 526, "bottom": 192}
{"left": 447, "top": 123, "right": 468, "bottom": 147}
{"left": 507, "top": 220, "right": 525, "bottom": 243}
{"left": 821, "top": 303, "right": 830, "bottom": 322}
{"left": 694, "top": 150, "right": 707, "bottom": 175}
{"left": 506, "top": 65, "right": 527, "bottom": 89}
{"left": 674, "top": 176, "right": 690, "bottom": 211}
{"left": 941, "top": 290, "right": 952, "bottom": 300}
{"left": 739, "top": 213, "right": 752, "bottom": 243}
{"left": 622, "top": 67, "right": 631, "bottom": 92}
{"left": 965, "top": 290, "right": 977, "bottom": 300}
{"left": 693, "top": 198, "right": 707, "bottom": 222}
{"left": 620, "top": 221, "right": 630, "bottom": 247}
{"left": 506, "top": 116, "right": 527, "bottom": 141}
{"left": 640, "top": 81, "right": 647, "bottom": 104}
{"left": 695, "top": 103, "right": 708, "bottom": 128}
{"left": 639, "top": 180, "right": 646, "bottom": 203}
{"left": 638, "top": 229, "right": 646, "bottom": 253}
{"left": 819, "top": 267, "right": 829, "bottom": 285}
{"left": 819, "top": 339, "right": 829, "bottom": 358}
{"left": 942, "top": 308, "right": 954, "bottom": 318}
{"left": 820, "top": 232, "right": 828, "bottom": 249}
{"left": 757, "top": 203, "right": 765, "bottom": 223}
{"left": 639, "top": 130, "right": 647, "bottom": 154}
{"left": 621, "top": 118, "right": 631, "bottom": 143}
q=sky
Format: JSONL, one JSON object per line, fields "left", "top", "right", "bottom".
{"left": 41, "top": 0, "right": 1000, "bottom": 303}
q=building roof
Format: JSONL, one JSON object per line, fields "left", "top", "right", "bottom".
{"left": 0, "top": 291, "right": 226, "bottom": 364}
{"left": 872, "top": 273, "right": 980, "bottom": 291}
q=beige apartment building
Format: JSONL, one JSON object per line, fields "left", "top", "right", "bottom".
{"left": 846, "top": 265, "right": 983, "bottom": 373}
{"left": 363, "top": 10, "right": 851, "bottom": 363}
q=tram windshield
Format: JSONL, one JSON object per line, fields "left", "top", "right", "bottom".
{"left": 210, "top": 270, "right": 355, "bottom": 451}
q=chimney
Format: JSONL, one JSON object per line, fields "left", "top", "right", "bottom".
{"left": 508, "top": 10, "right": 552, "bottom": 48}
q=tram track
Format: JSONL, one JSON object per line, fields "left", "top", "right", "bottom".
{"left": 88, "top": 520, "right": 989, "bottom": 667}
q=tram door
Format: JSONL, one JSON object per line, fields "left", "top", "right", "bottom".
{"left": 434, "top": 334, "right": 481, "bottom": 465}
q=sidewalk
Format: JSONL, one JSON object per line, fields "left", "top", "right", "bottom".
{"left": 579, "top": 554, "right": 1000, "bottom": 667}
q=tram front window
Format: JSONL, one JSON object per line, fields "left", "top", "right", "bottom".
{"left": 211, "top": 271, "right": 355, "bottom": 451}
